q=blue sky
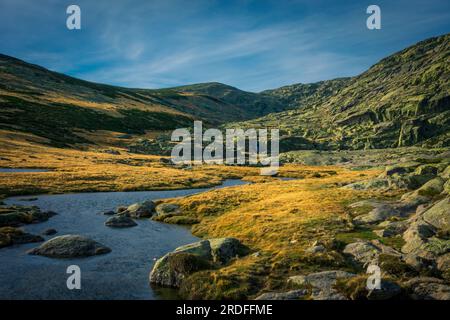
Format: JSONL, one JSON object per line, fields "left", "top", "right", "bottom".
{"left": 1, "top": 0, "right": 449, "bottom": 92}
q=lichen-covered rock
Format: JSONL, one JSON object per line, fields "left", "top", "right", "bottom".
{"left": 0, "top": 227, "right": 43, "bottom": 248}
{"left": 209, "top": 238, "right": 249, "bottom": 264}
{"left": 288, "top": 270, "right": 355, "bottom": 300}
{"left": 403, "top": 277, "right": 450, "bottom": 300}
{"left": 155, "top": 203, "right": 181, "bottom": 217}
{"left": 375, "top": 220, "right": 408, "bottom": 237}
{"left": 121, "top": 200, "right": 156, "bottom": 218}
{"left": 343, "top": 241, "right": 381, "bottom": 265}
{"left": 416, "top": 177, "right": 445, "bottom": 197}
{"left": 353, "top": 204, "right": 401, "bottom": 225}
{"left": 173, "top": 240, "right": 212, "bottom": 260}
{"left": 27, "top": 235, "right": 111, "bottom": 258}
{"left": 150, "top": 238, "right": 248, "bottom": 287}
{"left": 149, "top": 252, "right": 210, "bottom": 287}
{"left": 105, "top": 215, "right": 137, "bottom": 228}
{"left": 422, "top": 197, "right": 450, "bottom": 231}
{"left": 255, "top": 290, "right": 308, "bottom": 300}
{"left": 0, "top": 205, "right": 56, "bottom": 227}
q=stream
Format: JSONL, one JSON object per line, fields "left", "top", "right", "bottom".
{"left": 0, "top": 179, "right": 247, "bottom": 300}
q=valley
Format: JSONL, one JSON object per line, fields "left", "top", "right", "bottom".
{"left": 0, "top": 33, "right": 449, "bottom": 300}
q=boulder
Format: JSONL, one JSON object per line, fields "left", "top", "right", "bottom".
{"left": 415, "top": 177, "right": 445, "bottom": 197}
{"left": 343, "top": 241, "right": 381, "bottom": 266}
{"left": 121, "top": 200, "right": 156, "bottom": 218}
{"left": 288, "top": 270, "right": 355, "bottom": 300}
{"left": 255, "top": 290, "right": 307, "bottom": 300}
{"left": 155, "top": 203, "right": 182, "bottom": 217}
{"left": 0, "top": 227, "right": 43, "bottom": 248}
{"left": 375, "top": 220, "right": 408, "bottom": 237}
{"left": 306, "top": 241, "right": 326, "bottom": 253}
{"left": 105, "top": 215, "right": 137, "bottom": 228}
{"left": 27, "top": 235, "right": 111, "bottom": 258}
{"left": 353, "top": 204, "right": 401, "bottom": 225}
{"left": 150, "top": 238, "right": 248, "bottom": 287}
{"left": 422, "top": 197, "right": 450, "bottom": 231}
{"left": 209, "top": 238, "right": 249, "bottom": 264}
{"left": 403, "top": 277, "right": 450, "bottom": 300}
{"left": 0, "top": 206, "right": 56, "bottom": 227}
{"left": 415, "top": 165, "right": 438, "bottom": 176}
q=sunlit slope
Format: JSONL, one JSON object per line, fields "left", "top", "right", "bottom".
{"left": 0, "top": 55, "right": 291, "bottom": 147}
{"left": 231, "top": 33, "right": 450, "bottom": 151}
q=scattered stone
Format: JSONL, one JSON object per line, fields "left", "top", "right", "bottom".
{"left": 27, "top": 235, "right": 111, "bottom": 258}
{"left": 42, "top": 228, "right": 57, "bottom": 236}
{"left": 255, "top": 290, "right": 308, "bottom": 300}
{"left": 105, "top": 215, "right": 137, "bottom": 228}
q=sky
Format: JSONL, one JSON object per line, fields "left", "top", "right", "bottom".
{"left": 1, "top": 0, "right": 449, "bottom": 92}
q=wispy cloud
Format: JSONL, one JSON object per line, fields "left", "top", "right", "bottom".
{"left": 0, "top": 0, "right": 449, "bottom": 91}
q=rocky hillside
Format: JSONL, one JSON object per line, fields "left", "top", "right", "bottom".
{"left": 230, "top": 33, "right": 450, "bottom": 151}
{"left": 0, "top": 55, "right": 293, "bottom": 147}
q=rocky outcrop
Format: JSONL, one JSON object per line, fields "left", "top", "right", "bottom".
{"left": 150, "top": 238, "right": 248, "bottom": 287}
{"left": 288, "top": 270, "right": 355, "bottom": 300}
{"left": 105, "top": 215, "right": 137, "bottom": 228}
{"left": 28, "top": 235, "right": 111, "bottom": 258}
{"left": 403, "top": 277, "right": 450, "bottom": 300}
{"left": 0, "top": 227, "right": 43, "bottom": 248}
{"left": 0, "top": 205, "right": 56, "bottom": 227}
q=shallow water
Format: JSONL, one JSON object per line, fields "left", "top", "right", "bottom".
{"left": 0, "top": 179, "right": 247, "bottom": 300}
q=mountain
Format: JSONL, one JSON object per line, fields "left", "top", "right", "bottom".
{"left": 0, "top": 55, "right": 292, "bottom": 147}
{"left": 230, "top": 33, "right": 450, "bottom": 151}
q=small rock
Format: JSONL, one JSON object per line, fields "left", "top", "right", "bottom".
{"left": 343, "top": 241, "right": 381, "bottom": 266}
{"left": 105, "top": 215, "right": 137, "bottom": 228}
{"left": 102, "top": 210, "right": 115, "bottom": 216}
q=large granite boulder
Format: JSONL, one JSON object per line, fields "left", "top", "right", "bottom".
{"left": 27, "top": 235, "right": 111, "bottom": 258}
{"left": 150, "top": 238, "right": 248, "bottom": 287}
{"left": 403, "top": 277, "right": 450, "bottom": 300}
